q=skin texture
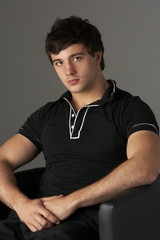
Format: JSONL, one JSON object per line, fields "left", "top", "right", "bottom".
{"left": 50, "top": 43, "right": 108, "bottom": 111}
{"left": 0, "top": 43, "right": 160, "bottom": 232}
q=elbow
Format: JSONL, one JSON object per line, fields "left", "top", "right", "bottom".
{"left": 149, "top": 171, "right": 159, "bottom": 183}
{"left": 142, "top": 169, "right": 159, "bottom": 185}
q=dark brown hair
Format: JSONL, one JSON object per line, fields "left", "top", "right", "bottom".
{"left": 45, "top": 16, "right": 105, "bottom": 70}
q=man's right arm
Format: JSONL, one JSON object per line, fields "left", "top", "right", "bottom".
{"left": 0, "top": 134, "right": 60, "bottom": 232}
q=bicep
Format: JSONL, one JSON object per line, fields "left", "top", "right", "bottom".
{"left": 0, "top": 134, "right": 40, "bottom": 170}
{"left": 127, "top": 130, "right": 160, "bottom": 172}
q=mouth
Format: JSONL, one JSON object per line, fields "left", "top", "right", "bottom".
{"left": 67, "top": 78, "right": 80, "bottom": 85}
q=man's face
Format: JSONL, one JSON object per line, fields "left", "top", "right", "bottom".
{"left": 50, "top": 43, "right": 102, "bottom": 95}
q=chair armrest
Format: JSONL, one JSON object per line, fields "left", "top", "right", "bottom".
{"left": 99, "top": 175, "right": 160, "bottom": 240}
{"left": 0, "top": 167, "right": 45, "bottom": 220}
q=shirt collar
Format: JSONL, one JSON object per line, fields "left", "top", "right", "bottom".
{"left": 60, "top": 79, "right": 117, "bottom": 106}
{"left": 99, "top": 79, "right": 116, "bottom": 105}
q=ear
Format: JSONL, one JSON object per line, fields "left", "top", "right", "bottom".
{"left": 95, "top": 51, "right": 102, "bottom": 65}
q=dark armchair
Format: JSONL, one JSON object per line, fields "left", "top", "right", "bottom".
{"left": 0, "top": 167, "right": 160, "bottom": 240}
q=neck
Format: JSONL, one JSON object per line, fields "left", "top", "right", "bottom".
{"left": 71, "top": 78, "right": 109, "bottom": 112}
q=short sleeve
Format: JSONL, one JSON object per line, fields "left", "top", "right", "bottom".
{"left": 18, "top": 102, "right": 53, "bottom": 150}
{"left": 121, "top": 96, "right": 159, "bottom": 138}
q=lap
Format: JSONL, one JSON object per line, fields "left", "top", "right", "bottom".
{"left": 0, "top": 208, "right": 99, "bottom": 240}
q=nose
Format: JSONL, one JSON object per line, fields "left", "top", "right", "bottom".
{"left": 65, "top": 62, "right": 76, "bottom": 76}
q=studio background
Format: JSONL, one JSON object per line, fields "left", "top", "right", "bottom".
{"left": 0, "top": 0, "right": 160, "bottom": 171}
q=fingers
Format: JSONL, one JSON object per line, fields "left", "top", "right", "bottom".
{"left": 27, "top": 210, "right": 59, "bottom": 232}
{"left": 29, "top": 224, "right": 39, "bottom": 232}
{"left": 29, "top": 219, "right": 45, "bottom": 232}
{"left": 29, "top": 221, "right": 52, "bottom": 232}
{"left": 39, "top": 207, "right": 60, "bottom": 225}
{"left": 33, "top": 214, "right": 54, "bottom": 231}
{"left": 17, "top": 198, "right": 60, "bottom": 232}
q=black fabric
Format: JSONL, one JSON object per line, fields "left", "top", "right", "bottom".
{"left": 0, "top": 208, "right": 99, "bottom": 240}
{"left": 18, "top": 80, "right": 159, "bottom": 198}
{"left": 0, "top": 168, "right": 99, "bottom": 240}
{"left": 1, "top": 80, "right": 159, "bottom": 239}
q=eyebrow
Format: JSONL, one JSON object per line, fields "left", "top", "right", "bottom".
{"left": 52, "top": 52, "right": 86, "bottom": 64}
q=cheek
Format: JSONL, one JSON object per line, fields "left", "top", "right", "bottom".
{"left": 79, "top": 63, "right": 92, "bottom": 76}
{"left": 82, "top": 63, "right": 97, "bottom": 80}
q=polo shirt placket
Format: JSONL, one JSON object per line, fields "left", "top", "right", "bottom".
{"left": 64, "top": 97, "right": 99, "bottom": 139}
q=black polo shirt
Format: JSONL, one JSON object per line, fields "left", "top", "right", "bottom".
{"left": 18, "top": 80, "right": 159, "bottom": 197}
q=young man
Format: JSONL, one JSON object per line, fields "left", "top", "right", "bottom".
{"left": 0, "top": 16, "right": 160, "bottom": 240}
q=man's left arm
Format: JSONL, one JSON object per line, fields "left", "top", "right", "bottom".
{"left": 42, "top": 130, "right": 160, "bottom": 220}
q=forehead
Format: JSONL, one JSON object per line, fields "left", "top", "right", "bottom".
{"left": 50, "top": 43, "right": 88, "bottom": 61}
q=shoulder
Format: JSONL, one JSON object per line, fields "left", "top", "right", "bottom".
{"left": 113, "top": 86, "right": 153, "bottom": 116}
{"left": 105, "top": 82, "right": 159, "bottom": 137}
{"left": 28, "top": 101, "right": 57, "bottom": 121}
{"left": 30, "top": 97, "right": 66, "bottom": 121}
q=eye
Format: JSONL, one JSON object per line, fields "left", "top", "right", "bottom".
{"left": 55, "top": 61, "right": 63, "bottom": 66}
{"left": 73, "top": 56, "right": 81, "bottom": 62}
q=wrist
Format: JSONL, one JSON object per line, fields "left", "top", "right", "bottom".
{"left": 66, "top": 191, "right": 82, "bottom": 210}
{"left": 12, "top": 192, "right": 29, "bottom": 212}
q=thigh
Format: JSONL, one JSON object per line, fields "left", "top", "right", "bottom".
{"left": 22, "top": 208, "right": 99, "bottom": 240}
{"left": 0, "top": 211, "right": 24, "bottom": 240}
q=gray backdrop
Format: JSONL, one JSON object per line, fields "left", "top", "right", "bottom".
{"left": 0, "top": 0, "right": 160, "bottom": 171}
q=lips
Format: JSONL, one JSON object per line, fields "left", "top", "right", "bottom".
{"left": 68, "top": 79, "right": 79, "bottom": 85}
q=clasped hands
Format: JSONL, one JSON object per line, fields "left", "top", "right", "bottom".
{"left": 15, "top": 194, "right": 77, "bottom": 233}
{"left": 41, "top": 194, "right": 77, "bottom": 221}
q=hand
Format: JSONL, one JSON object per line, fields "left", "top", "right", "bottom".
{"left": 41, "top": 195, "right": 77, "bottom": 221}
{"left": 15, "top": 198, "right": 60, "bottom": 232}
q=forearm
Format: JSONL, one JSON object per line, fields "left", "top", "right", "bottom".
{"left": 42, "top": 131, "right": 160, "bottom": 222}
{"left": 0, "top": 160, "right": 29, "bottom": 210}
{"left": 42, "top": 154, "right": 156, "bottom": 221}
{"left": 67, "top": 155, "right": 158, "bottom": 209}
{"left": 67, "top": 132, "right": 160, "bottom": 210}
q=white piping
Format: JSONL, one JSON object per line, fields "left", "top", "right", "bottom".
{"left": 63, "top": 98, "right": 76, "bottom": 116}
{"left": 85, "top": 104, "right": 99, "bottom": 108}
{"left": 69, "top": 107, "right": 73, "bottom": 136}
{"left": 70, "top": 107, "right": 89, "bottom": 139}
{"left": 111, "top": 80, "right": 116, "bottom": 95}
{"left": 19, "top": 127, "right": 41, "bottom": 143}
{"left": 34, "top": 136, "right": 41, "bottom": 143}
{"left": 64, "top": 97, "right": 99, "bottom": 139}
{"left": 131, "top": 123, "right": 159, "bottom": 134}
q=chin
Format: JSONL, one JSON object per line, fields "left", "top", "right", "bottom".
{"left": 69, "top": 86, "right": 84, "bottom": 94}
